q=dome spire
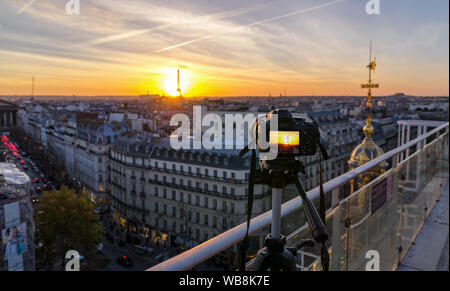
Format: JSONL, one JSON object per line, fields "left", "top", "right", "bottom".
{"left": 349, "top": 42, "right": 384, "bottom": 173}
{"left": 361, "top": 41, "right": 378, "bottom": 143}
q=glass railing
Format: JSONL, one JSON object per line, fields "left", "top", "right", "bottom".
{"left": 281, "top": 128, "right": 449, "bottom": 271}
{"left": 149, "top": 122, "right": 449, "bottom": 271}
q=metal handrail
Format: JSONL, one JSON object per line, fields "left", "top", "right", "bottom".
{"left": 148, "top": 122, "right": 449, "bottom": 271}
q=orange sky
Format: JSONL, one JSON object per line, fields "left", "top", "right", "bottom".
{"left": 0, "top": 0, "right": 448, "bottom": 97}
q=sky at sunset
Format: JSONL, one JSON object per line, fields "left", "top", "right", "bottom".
{"left": 0, "top": 0, "right": 448, "bottom": 97}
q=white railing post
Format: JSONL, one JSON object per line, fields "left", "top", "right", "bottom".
{"left": 406, "top": 124, "right": 411, "bottom": 158}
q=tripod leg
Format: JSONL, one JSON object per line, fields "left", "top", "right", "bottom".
{"left": 294, "top": 177, "right": 328, "bottom": 243}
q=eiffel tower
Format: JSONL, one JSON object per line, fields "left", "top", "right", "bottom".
{"left": 176, "top": 69, "right": 182, "bottom": 97}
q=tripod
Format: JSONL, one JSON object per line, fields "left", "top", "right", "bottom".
{"left": 251, "top": 159, "right": 329, "bottom": 271}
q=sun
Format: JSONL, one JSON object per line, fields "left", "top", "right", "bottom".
{"left": 162, "top": 68, "right": 191, "bottom": 97}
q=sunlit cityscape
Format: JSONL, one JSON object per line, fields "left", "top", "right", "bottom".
{"left": 0, "top": 0, "right": 448, "bottom": 277}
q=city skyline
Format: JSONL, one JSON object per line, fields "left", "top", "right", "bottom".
{"left": 0, "top": 0, "right": 448, "bottom": 97}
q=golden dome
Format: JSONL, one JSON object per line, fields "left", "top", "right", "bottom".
{"left": 348, "top": 116, "right": 384, "bottom": 169}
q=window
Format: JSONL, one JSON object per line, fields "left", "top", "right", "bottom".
{"left": 155, "top": 187, "right": 159, "bottom": 196}
{"left": 213, "top": 185, "right": 217, "bottom": 192}
{"left": 222, "top": 186, "right": 227, "bottom": 194}
{"left": 163, "top": 189, "right": 167, "bottom": 198}
{"left": 204, "top": 183, "right": 209, "bottom": 191}
{"left": 180, "top": 192, "right": 184, "bottom": 202}
{"left": 155, "top": 202, "right": 159, "bottom": 212}
{"left": 213, "top": 216, "right": 217, "bottom": 228}
{"left": 205, "top": 169, "right": 209, "bottom": 176}
{"left": 204, "top": 197, "right": 208, "bottom": 208}
{"left": 223, "top": 172, "right": 227, "bottom": 179}
{"left": 213, "top": 199, "right": 217, "bottom": 209}
{"left": 231, "top": 188, "right": 235, "bottom": 195}
{"left": 172, "top": 207, "right": 176, "bottom": 217}
{"left": 214, "top": 170, "right": 217, "bottom": 177}
{"left": 163, "top": 204, "right": 167, "bottom": 214}
{"left": 172, "top": 190, "right": 176, "bottom": 200}
{"left": 204, "top": 214, "right": 209, "bottom": 226}
{"left": 231, "top": 172, "right": 235, "bottom": 178}
{"left": 188, "top": 194, "right": 192, "bottom": 203}
{"left": 196, "top": 213, "right": 200, "bottom": 223}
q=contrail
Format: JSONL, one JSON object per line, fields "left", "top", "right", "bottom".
{"left": 16, "top": 0, "right": 38, "bottom": 15}
{"left": 155, "top": 0, "right": 346, "bottom": 53}
{"left": 87, "top": 1, "right": 277, "bottom": 46}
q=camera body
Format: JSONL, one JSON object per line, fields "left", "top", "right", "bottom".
{"left": 256, "top": 109, "right": 320, "bottom": 157}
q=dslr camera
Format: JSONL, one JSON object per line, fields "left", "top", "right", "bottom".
{"left": 256, "top": 109, "right": 322, "bottom": 158}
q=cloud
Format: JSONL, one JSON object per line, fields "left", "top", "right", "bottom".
{"left": 86, "top": 1, "right": 276, "bottom": 46}
{"left": 154, "top": 0, "right": 346, "bottom": 53}
{"left": 16, "top": 0, "right": 38, "bottom": 15}
{"left": 0, "top": 0, "right": 448, "bottom": 96}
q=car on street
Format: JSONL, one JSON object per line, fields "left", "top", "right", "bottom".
{"left": 31, "top": 195, "right": 40, "bottom": 204}
{"left": 116, "top": 255, "right": 133, "bottom": 267}
{"left": 33, "top": 178, "right": 40, "bottom": 183}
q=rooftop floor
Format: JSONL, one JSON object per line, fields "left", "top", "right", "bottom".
{"left": 398, "top": 179, "right": 449, "bottom": 271}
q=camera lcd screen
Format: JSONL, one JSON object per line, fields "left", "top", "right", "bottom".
{"left": 269, "top": 131, "right": 299, "bottom": 154}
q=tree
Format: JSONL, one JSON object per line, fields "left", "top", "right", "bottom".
{"left": 34, "top": 186, "right": 105, "bottom": 270}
